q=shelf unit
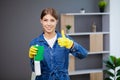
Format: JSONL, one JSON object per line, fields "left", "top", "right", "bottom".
{"left": 60, "top": 11, "right": 110, "bottom": 80}
{"left": 65, "top": 12, "right": 109, "bottom": 16}
{"left": 66, "top": 32, "right": 109, "bottom": 36}
{"left": 69, "top": 51, "right": 109, "bottom": 55}
{"left": 61, "top": 12, "right": 110, "bottom": 33}
{"left": 69, "top": 69, "right": 103, "bottom": 75}
{"left": 70, "top": 70, "right": 103, "bottom": 80}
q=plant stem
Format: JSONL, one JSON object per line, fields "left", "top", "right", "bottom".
{"left": 114, "top": 68, "right": 116, "bottom": 80}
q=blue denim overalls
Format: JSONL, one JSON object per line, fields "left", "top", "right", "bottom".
{"left": 29, "top": 31, "right": 88, "bottom": 80}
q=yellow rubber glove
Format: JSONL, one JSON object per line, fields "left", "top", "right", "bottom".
{"left": 29, "top": 46, "right": 38, "bottom": 58}
{"left": 58, "top": 30, "right": 73, "bottom": 49}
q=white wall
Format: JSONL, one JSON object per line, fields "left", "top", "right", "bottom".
{"left": 110, "top": 0, "right": 120, "bottom": 57}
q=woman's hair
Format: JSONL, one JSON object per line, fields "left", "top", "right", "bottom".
{"left": 40, "top": 8, "right": 58, "bottom": 20}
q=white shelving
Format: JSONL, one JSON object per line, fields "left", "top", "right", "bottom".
{"left": 69, "top": 51, "right": 109, "bottom": 57}
{"left": 69, "top": 69, "right": 103, "bottom": 75}
{"left": 67, "top": 32, "right": 109, "bottom": 36}
{"left": 61, "top": 3, "right": 110, "bottom": 80}
{"left": 88, "top": 51, "right": 110, "bottom": 54}
{"left": 64, "top": 12, "right": 110, "bottom": 16}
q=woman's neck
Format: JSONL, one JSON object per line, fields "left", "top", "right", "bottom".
{"left": 44, "top": 31, "right": 56, "bottom": 40}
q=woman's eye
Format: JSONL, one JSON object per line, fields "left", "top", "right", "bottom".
{"left": 43, "top": 19, "right": 47, "bottom": 21}
{"left": 51, "top": 19, "right": 55, "bottom": 22}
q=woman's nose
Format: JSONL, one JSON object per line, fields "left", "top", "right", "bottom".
{"left": 47, "top": 21, "right": 51, "bottom": 25}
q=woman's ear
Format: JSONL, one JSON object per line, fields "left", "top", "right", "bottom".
{"left": 40, "top": 19, "right": 43, "bottom": 24}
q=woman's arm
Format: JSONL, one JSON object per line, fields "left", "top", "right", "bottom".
{"left": 70, "top": 42, "right": 88, "bottom": 59}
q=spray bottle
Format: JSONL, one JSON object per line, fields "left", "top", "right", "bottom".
{"left": 34, "top": 44, "right": 44, "bottom": 76}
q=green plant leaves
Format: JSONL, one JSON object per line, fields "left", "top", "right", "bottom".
{"left": 117, "top": 76, "right": 120, "bottom": 80}
{"left": 98, "top": 0, "right": 107, "bottom": 8}
{"left": 104, "top": 70, "right": 114, "bottom": 77}
{"left": 117, "top": 69, "right": 120, "bottom": 76}
{"left": 105, "top": 56, "right": 120, "bottom": 68}
{"left": 104, "top": 56, "right": 115, "bottom": 70}
{"left": 116, "top": 58, "right": 120, "bottom": 67}
{"left": 104, "top": 55, "right": 120, "bottom": 80}
{"left": 66, "top": 25, "right": 71, "bottom": 30}
{"left": 109, "top": 56, "right": 115, "bottom": 65}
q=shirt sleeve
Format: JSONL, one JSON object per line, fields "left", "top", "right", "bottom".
{"left": 70, "top": 41, "right": 88, "bottom": 59}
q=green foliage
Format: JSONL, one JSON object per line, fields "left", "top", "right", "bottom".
{"left": 98, "top": 0, "right": 107, "bottom": 8}
{"left": 66, "top": 25, "right": 71, "bottom": 30}
{"left": 104, "top": 55, "right": 120, "bottom": 80}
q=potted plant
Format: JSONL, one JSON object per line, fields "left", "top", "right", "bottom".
{"left": 103, "top": 55, "right": 120, "bottom": 80}
{"left": 66, "top": 25, "right": 71, "bottom": 33}
{"left": 98, "top": 0, "right": 107, "bottom": 12}
{"left": 80, "top": 8, "right": 85, "bottom": 13}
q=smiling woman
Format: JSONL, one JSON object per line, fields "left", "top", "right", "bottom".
{"left": 28, "top": 8, "right": 88, "bottom": 80}
{"left": 40, "top": 8, "right": 58, "bottom": 36}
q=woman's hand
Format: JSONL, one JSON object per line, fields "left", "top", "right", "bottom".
{"left": 58, "top": 30, "right": 73, "bottom": 49}
{"left": 29, "top": 46, "right": 38, "bottom": 58}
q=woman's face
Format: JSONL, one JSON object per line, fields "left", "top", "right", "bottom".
{"left": 40, "top": 14, "right": 58, "bottom": 33}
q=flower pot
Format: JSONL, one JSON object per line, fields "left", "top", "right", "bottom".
{"left": 66, "top": 29, "right": 70, "bottom": 33}
{"left": 99, "top": 7, "right": 105, "bottom": 12}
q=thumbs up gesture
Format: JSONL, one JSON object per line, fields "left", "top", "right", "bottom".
{"left": 58, "top": 30, "right": 73, "bottom": 49}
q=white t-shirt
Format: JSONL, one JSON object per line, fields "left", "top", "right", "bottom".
{"left": 44, "top": 34, "right": 57, "bottom": 48}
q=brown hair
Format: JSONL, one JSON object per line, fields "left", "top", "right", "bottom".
{"left": 40, "top": 8, "right": 58, "bottom": 20}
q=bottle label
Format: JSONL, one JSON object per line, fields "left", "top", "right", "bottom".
{"left": 34, "top": 45, "right": 44, "bottom": 61}
{"left": 34, "top": 61, "right": 41, "bottom": 75}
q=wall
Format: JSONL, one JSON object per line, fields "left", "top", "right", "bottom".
{"left": 110, "top": 0, "right": 120, "bottom": 57}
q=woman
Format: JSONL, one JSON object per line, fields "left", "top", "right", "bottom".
{"left": 29, "top": 8, "right": 88, "bottom": 80}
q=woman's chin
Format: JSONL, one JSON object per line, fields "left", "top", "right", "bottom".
{"left": 46, "top": 30, "right": 53, "bottom": 33}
